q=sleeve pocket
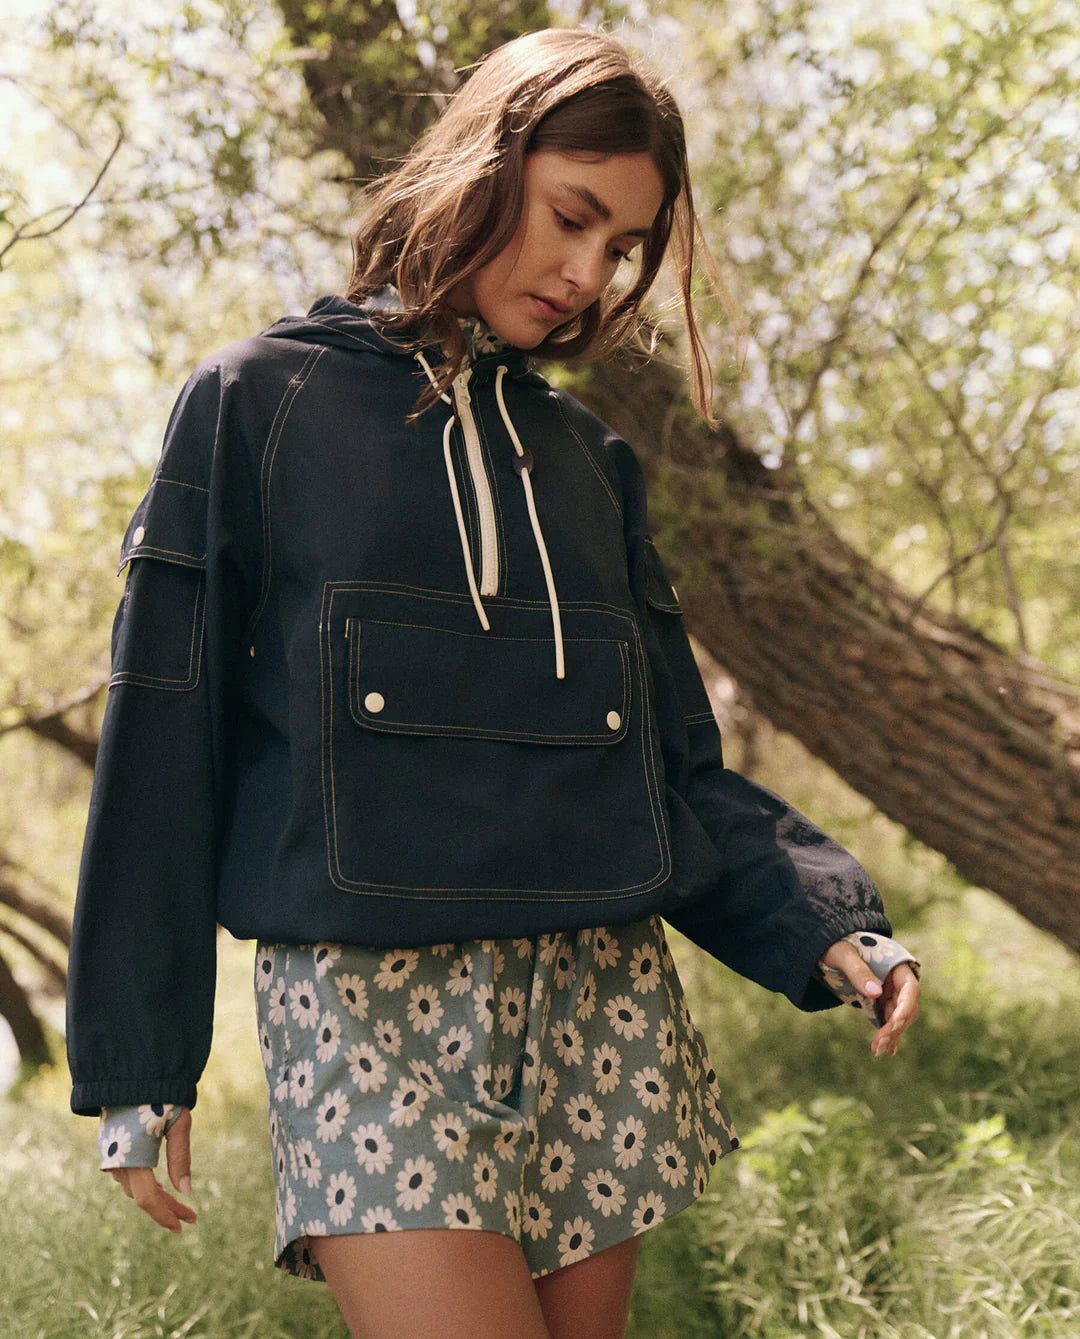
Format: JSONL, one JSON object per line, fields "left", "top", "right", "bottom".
{"left": 109, "top": 477, "right": 208, "bottom": 692}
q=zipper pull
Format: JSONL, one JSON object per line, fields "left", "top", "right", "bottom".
{"left": 455, "top": 368, "right": 472, "bottom": 407}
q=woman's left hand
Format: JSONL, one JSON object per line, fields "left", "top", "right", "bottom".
{"left": 819, "top": 939, "right": 921, "bottom": 1057}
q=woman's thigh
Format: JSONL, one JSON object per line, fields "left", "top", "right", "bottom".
{"left": 311, "top": 1227, "right": 552, "bottom": 1339}
{"left": 533, "top": 1234, "right": 641, "bottom": 1339}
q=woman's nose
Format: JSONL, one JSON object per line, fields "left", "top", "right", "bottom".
{"left": 560, "top": 245, "right": 605, "bottom": 300}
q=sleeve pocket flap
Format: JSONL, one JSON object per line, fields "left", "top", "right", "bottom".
{"left": 644, "top": 538, "right": 682, "bottom": 614}
{"left": 117, "top": 476, "right": 209, "bottom": 576}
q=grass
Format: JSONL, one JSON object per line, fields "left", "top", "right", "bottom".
{"left": 2, "top": 889, "right": 1079, "bottom": 1337}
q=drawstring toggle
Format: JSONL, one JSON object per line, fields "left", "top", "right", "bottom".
{"left": 512, "top": 450, "right": 535, "bottom": 476}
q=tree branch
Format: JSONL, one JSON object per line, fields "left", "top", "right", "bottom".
{"left": 0, "top": 124, "right": 124, "bottom": 268}
{"left": 0, "top": 680, "right": 106, "bottom": 767}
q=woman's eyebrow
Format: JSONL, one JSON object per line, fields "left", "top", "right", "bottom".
{"left": 561, "top": 183, "right": 652, "bottom": 238}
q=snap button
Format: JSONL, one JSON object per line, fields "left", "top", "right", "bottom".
{"left": 132, "top": 525, "right": 146, "bottom": 545}
{"left": 606, "top": 710, "right": 621, "bottom": 731}
{"left": 364, "top": 692, "right": 385, "bottom": 714}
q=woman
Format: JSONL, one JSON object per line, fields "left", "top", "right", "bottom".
{"left": 70, "top": 28, "right": 920, "bottom": 1339}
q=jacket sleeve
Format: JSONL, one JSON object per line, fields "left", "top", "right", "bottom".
{"left": 619, "top": 448, "right": 892, "bottom": 1013}
{"left": 66, "top": 364, "right": 258, "bottom": 1116}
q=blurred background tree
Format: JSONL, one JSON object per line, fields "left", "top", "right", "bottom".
{"left": 1, "top": 0, "right": 1077, "bottom": 1067}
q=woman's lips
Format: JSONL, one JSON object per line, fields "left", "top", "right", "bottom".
{"left": 530, "top": 295, "right": 570, "bottom": 322}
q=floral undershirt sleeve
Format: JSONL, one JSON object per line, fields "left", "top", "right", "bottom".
{"left": 98, "top": 1104, "right": 183, "bottom": 1170}
{"left": 815, "top": 931, "right": 922, "bottom": 1023}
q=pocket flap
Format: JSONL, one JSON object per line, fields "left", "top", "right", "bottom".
{"left": 346, "top": 618, "right": 630, "bottom": 744}
{"left": 644, "top": 538, "right": 682, "bottom": 614}
{"left": 117, "top": 476, "right": 209, "bottom": 575}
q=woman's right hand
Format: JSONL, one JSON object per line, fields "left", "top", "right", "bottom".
{"left": 108, "top": 1106, "right": 197, "bottom": 1233}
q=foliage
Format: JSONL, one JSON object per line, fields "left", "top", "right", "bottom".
{"left": 634, "top": 0, "right": 1080, "bottom": 673}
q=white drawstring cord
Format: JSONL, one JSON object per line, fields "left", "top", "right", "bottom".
{"left": 495, "top": 365, "right": 565, "bottom": 681}
{"left": 414, "top": 350, "right": 453, "bottom": 405}
{"left": 442, "top": 416, "right": 490, "bottom": 631}
{"left": 415, "top": 352, "right": 490, "bottom": 631}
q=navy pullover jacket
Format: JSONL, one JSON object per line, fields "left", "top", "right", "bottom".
{"left": 66, "top": 294, "right": 890, "bottom": 1116}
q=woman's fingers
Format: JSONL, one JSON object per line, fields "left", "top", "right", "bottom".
{"left": 819, "top": 938, "right": 883, "bottom": 1002}
{"left": 165, "top": 1107, "right": 193, "bottom": 1197}
{"left": 871, "top": 964, "right": 921, "bottom": 1057}
{"left": 107, "top": 1165, "right": 197, "bottom": 1233}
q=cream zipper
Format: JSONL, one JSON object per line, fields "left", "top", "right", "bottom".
{"left": 452, "top": 367, "right": 499, "bottom": 597}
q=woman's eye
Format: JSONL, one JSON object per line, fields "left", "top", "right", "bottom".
{"left": 608, "top": 246, "right": 631, "bottom": 264}
{"left": 554, "top": 211, "right": 583, "bottom": 232}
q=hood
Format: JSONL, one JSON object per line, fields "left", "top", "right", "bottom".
{"left": 260, "top": 288, "right": 530, "bottom": 374}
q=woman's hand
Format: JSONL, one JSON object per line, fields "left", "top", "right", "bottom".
{"left": 820, "top": 939, "right": 921, "bottom": 1058}
{"left": 108, "top": 1106, "right": 197, "bottom": 1233}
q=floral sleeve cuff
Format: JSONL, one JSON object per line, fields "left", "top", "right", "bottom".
{"left": 815, "top": 932, "right": 921, "bottom": 1024}
{"left": 98, "top": 1104, "right": 183, "bottom": 1170}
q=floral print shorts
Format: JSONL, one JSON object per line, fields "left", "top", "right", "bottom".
{"left": 254, "top": 914, "right": 739, "bottom": 1281}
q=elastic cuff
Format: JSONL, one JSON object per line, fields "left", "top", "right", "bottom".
{"left": 816, "top": 932, "right": 921, "bottom": 1023}
{"left": 98, "top": 1104, "right": 183, "bottom": 1170}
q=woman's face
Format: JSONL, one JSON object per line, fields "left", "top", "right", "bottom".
{"left": 449, "top": 148, "right": 666, "bottom": 348}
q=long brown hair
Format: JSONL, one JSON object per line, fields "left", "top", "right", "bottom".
{"left": 346, "top": 28, "right": 745, "bottom": 424}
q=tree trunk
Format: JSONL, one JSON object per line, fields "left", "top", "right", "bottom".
{"left": 0, "top": 947, "right": 51, "bottom": 1075}
{"left": 582, "top": 358, "right": 1080, "bottom": 949}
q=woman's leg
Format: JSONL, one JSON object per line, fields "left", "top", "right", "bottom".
{"left": 533, "top": 1235, "right": 641, "bottom": 1339}
{"left": 312, "top": 1228, "right": 552, "bottom": 1339}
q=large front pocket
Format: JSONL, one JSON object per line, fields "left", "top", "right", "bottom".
{"left": 320, "top": 583, "right": 670, "bottom": 902}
